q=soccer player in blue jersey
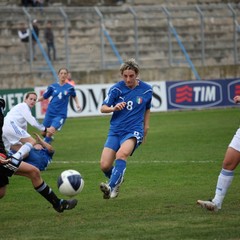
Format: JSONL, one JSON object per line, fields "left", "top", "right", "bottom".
{"left": 38, "top": 68, "right": 81, "bottom": 143}
{"left": 99, "top": 58, "right": 153, "bottom": 199}
{"left": 10, "top": 133, "right": 54, "bottom": 171}
{"left": 24, "top": 133, "right": 54, "bottom": 171}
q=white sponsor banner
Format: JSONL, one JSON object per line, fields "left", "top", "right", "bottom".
{"left": 149, "top": 81, "right": 167, "bottom": 112}
{"left": 35, "top": 81, "right": 167, "bottom": 119}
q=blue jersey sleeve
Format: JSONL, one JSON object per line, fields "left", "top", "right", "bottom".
{"left": 145, "top": 88, "right": 153, "bottom": 110}
{"left": 68, "top": 85, "right": 77, "bottom": 98}
{"left": 102, "top": 84, "right": 122, "bottom": 107}
{"left": 43, "top": 85, "right": 54, "bottom": 99}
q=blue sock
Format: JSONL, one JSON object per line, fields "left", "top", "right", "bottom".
{"left": 103, "top": 166, "right": 113, "bottom": 179}
{"left": 109, "top": 159, "right": 126, "bottom": 189}
{"left": 44, "top": 136, "right": 52, "bottom": 144}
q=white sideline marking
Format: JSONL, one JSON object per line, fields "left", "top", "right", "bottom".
{"left": 53, "top": 160, "right": 215, "bottom": 164}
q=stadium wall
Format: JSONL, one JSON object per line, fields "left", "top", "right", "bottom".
{"left": 1, "top": 64, "right": 240, "bottom": 90}
{"left": 1, "top": 3, "right": 240, "bottom": 89}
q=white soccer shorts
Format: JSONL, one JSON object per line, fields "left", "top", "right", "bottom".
{"left": 229, "top": 128, "right": 240, "bottom": 151}
{"left": 2, "top": 121, "right": 30, "bottom": 151}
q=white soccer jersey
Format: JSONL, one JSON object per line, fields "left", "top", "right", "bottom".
{"left": 4, "top": 102, "right": 44, "bottom": 131}
{"left": 3, "top": 102, "right": 45, "bottom": 150}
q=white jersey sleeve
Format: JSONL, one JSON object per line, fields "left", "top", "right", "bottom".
{"left": 5, "top": 102, "right": 45, "bottom": 132}
{"left": 21, "top": 103, "right": 45, "bottom": 131}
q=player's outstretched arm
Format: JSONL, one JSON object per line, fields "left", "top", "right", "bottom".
{"left": 34, "top": 133, "right": 54, "bottom": 153}
{"left": 73, "top": 96, "right": 81, "bottom": 112}
{"left": 143, "top": 109, "right": 151, "bottom": 143}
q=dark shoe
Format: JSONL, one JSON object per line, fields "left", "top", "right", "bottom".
{"left": 100, "top": 182, "right": 111, "bottom": 199}
{"left": 54, "top": 199, "right": 78, "bottom": 213}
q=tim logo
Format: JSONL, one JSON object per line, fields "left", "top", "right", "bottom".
{"left": 168, "top": 81, "right": 222, "bottom": 109}
{"left": 227, "top": 79, "right": 240, "bottom": 103}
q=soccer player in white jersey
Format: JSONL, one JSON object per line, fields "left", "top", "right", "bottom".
{"left": 38, "top": 68, "right": 81, "bottom": 144}
{"left": 99, "top": 58, "right": 153, "bottom": 199}
{"left": 2, "top": 92, "right": 48, "bottom": 161}
{"left": 197, "top": 95, "right": 240, "bottom": 211}
{"left": 0, "top": 98, "right": 78, "bottom": 212}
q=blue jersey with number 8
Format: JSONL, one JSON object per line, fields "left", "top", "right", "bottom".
{"left": 102, "top": 80, "right": 152, "bottom": 135}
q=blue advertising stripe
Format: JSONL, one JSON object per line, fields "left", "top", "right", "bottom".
{"left": 166, "top": 78, "right": 240, "bottom": 110}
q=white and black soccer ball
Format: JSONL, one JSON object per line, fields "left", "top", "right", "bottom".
{"left": 57, "top": 169, "right": 84, "bottom": 197}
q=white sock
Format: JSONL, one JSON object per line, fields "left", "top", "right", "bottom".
{"left": 212, "top": 168, "right": 234, "bottom": 209}
{"left": 12, "top": 142, "right": 33, "bottom": 160}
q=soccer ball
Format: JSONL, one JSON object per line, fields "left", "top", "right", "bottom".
{"left": 57, "top": 169, "right": 84, "bottom": 197}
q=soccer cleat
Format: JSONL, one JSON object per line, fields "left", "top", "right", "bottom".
{"left": 100, "top": 182, "right": 111, "bottom": 199}
{"left": 54, "top": 199, "right": 78, "bottom": 213}
{"left": 110, "top": 177, "right": 124, "bottom": 199}
{"left": 197, "top": 200, "right": 218, "bottom": 212}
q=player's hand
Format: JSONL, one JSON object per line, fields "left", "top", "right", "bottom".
{"left": 76, "top": 105, "right": 81, "bottom": 112}
{"left": 234, "top": 95, "right": 240, "bottom": 103}
{"left": 0, "top": 156, "right": 10, "bottom": 165}
{"left": 34, "top": 132, "right": 42, "bottom": 142}
{"left": 46, "top": 127, "right": 55, "bottom": 135}
{"left": 114, "top": 102, "right": 126, "bottom": 111}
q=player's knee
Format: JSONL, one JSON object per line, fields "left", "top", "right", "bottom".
{"left": 32, "top": 168, "right": 41, "bottom": 180}
{"left": 27, "top": 166, "right": 41, "bottom": 181}
{"left": 116, "top": 152, "right": 128, "bottom": 160}
{"left": 222, "top": 157, "right": 239, "bottom": 170}
{"left": 27, "top": 138, "right": 36, "bottom": 147}
{"left": 100, "top": 161, "right": 111, "bottom": 172}
{"left": 222, "top": 161, "right": 236, "bottom": 171}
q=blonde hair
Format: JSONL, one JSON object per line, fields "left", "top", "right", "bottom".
{"left": 120, "top": 58, "right": 140, "bottom": 75}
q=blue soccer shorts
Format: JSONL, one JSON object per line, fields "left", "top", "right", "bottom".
{"left": 43, "top": 115, "right": 66, "bottom": 131}
{"left": 104, "top": 131, "right": 143, "bottom": 155}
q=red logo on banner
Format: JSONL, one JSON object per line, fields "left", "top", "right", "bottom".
{"left": 234, "top": 85, "right": 240, "bottom": 96}
{"left": 175, "top": 85, "right": 193, "bottom": 103}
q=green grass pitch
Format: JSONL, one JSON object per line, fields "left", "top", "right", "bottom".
{"left": 1, "top": 108, "right": 240, "bottom": 240}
